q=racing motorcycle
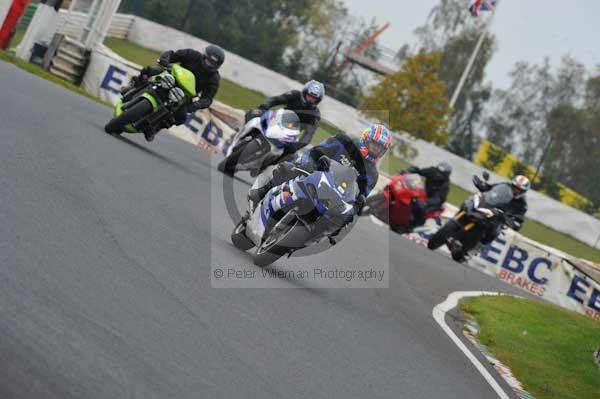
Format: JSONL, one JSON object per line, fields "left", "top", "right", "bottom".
{"left": 361, "top": 173, "right": 444, "bottom": 234}
{"left": 104, "top": 63, "right": 196, "bottom": 136}
{"left": 217, "top": 109, "right": 302, "bottom": 176}
{"left": 231, "top": 159, "right": 360, "bottom": 267}
{"left": 427, "top": 172, "right": 521, "bottom": 262}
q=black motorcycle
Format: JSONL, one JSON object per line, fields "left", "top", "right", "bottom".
{"left": 427, "top": 172, "right": 521, "bottom": 262}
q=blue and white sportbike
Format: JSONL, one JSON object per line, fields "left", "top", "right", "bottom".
{"left": 218, "top": 109, "right": 302, "bottom": 176}
{"left": 231, "top": 160, "right": 360, "bottom": 267}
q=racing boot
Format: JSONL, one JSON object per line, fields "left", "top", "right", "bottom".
{"left": 143, "top": 129, "right": 159, "bottom": 142}
{"left": 248, "top": 184, "right": 271, "bottom": 211}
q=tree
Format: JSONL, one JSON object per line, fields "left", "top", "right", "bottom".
{"left": 119, "top": 0, "right": 316, "bottom": 72}
{"left": 284, "top": 0, "right": 382, "bottom": 106}
{"left": 484, "top": 58, "right": 600, "bottom": 214}
{"left": 485, "top": 57, "right": 586, "bottom": 165}
{"left": 411, "top": 0, "right": 496, "bottom": 157}
{"left": 360, "top": 52, "right": 451, "bottom": 145}
{"left": 448, "top": 85, "right": 491, "bottom": 158}
{"left": 119, "top": 0, "right": 371, "bottom": 105}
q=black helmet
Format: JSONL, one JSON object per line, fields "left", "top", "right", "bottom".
{"left": 436, "top": 161, "right": 453, "bottom": 176}
{"left": 202, "top": 45, "right": 225, "bottom": 72}
{"left": 301, "top": 80, "right": 325, "bottom": 106}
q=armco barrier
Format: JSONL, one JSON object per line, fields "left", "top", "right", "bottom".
{"left": 122, "top": 15, "right": 600, "bottom": 249}
{"left": 81, "top": 45, "right": 600, "bottom": 318}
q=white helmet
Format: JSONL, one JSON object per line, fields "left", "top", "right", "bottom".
{"left": 511, "top": 175, "right": 530, "bottom": 198}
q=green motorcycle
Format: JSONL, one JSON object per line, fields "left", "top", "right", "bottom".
{"left": 104, "top": 64, "right": 196, "bottom": 136}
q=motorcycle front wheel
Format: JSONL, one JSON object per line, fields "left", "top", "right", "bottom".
{"left": 105, "top": 98, "right": 153, "bottom": 134}
{"left": 252, "top": 213, "right": 310, "bottom": 267}
{"left": 361, "top": 192, "right": 387, "bottom": 216}
{"left": 427, "top": 219, "right": 459, "bottom": 250}
{"left": 231, "top": 218, "right": 255, "bottom": 251}
{"left": 217, "top": 137, "right": 266, "bottom": 176}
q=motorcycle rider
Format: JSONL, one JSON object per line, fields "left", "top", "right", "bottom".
{"left": 402, "top": 162, "right": 452, "bottom": 227}
{"left": 473, "top": 174, "right": 530, "bottom": 243}
{"left": 247, "top": 80, "right": 325, "bottom": 161}
{"left": 248, "top": 123, "right": 393, "bottom": 244}
{"left": 121, "top": 45, "right": 225, "bottom": 142}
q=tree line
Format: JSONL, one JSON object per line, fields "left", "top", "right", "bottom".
{"left": 119, "top": 0, "right": 379, "bottom": 106}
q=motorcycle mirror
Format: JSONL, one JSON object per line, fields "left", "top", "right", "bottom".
{"left": 482, "top": 171, "right": 490, "bottom": 181}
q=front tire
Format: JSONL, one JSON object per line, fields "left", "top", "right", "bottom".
{"left": 427, "top": 219, "right": 459, "bottom": 250}
{"left": 218, "top": 137, "right": 266, "bottom": 176}
{"left": 231, "top": 219, "right": 255, "bottom": 251}
{"left": 105, "top": 99, "right": 153, "bottom": 134}
{"left": 252, "top": 213, "right": 309, "bottom": 267}
{"left": 361, "top": 192, "right": 387, "bottom": 217}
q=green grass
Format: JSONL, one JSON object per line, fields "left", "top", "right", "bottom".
{"left": 104, "top": 37, "right": 161, "bottom": 67}
{"left": 8, "top": 28, "right": 26, "bottom": 50}
{"left": 461, "top": 296, "right": 600, "bottom": 399}
{"left": 0, "top": 50, "right": 109, "bottom": 106}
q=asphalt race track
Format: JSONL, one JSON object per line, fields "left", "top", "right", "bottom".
{"left": 1, "top": 60, "right": 528, "bottom": 399}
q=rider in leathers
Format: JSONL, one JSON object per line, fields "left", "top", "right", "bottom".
{"left": 473, "top": 174, "right": 529, "bottom": 244}
{"left": 121, "top": 45, "right": 225, "bottom": 141}
{"left": 249, "top": 80, "right": 325, "bottom": 161}
{"left": 248, "top": 123, "right": 392, "bottom": 244}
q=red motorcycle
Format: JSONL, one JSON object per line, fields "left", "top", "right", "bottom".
{"left": 361, "top": 174, "right": 444, "bottom": 233}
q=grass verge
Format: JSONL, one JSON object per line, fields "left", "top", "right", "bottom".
{"left": 461, "top": 296, "right": 600, "bottom": 399}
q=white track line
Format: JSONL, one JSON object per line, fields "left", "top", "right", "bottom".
{"left": 432, "top": 291, "right": 511, "bottom": 399}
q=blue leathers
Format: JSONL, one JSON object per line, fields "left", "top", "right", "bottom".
{"left": 299, "top": 134, "right": 379, "bottom": 197}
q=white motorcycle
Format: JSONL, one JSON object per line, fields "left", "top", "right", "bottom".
{"left": 217, "top": 109, "right": 302, "bottom": 176}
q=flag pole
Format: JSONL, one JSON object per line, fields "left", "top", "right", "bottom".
{"left": 449, "top": 0, "right": 499, "bottom": 108}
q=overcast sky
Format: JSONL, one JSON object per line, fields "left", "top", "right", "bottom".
{"left": 342, "top": 0, "right": 600, "bottom": 89}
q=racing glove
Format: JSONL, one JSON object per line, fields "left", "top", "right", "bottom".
{"left": 158, "top": 51, "right": 173, "bottom": 68}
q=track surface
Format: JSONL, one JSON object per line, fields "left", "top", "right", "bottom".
{"left": 1, "top": 61, "right": 526, "bottom": 399}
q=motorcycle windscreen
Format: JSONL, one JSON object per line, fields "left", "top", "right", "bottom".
{"left": 481, "top": 184, "right": 513, "bottom": 208}
{"left": 316, "top": 162, "right": 359, "bottom": 219}
{"left": 264, "top": 110, "right": 302, "bottom": 143}
{"left": 403, "top": 174, "right": 424, "bottom": 190}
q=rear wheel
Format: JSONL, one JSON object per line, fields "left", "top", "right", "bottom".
{"left": 427, "top": 219, "right": 459, "bottom": 250}
{"left": 105, "top": 99, "right": 153, "bottom": 134}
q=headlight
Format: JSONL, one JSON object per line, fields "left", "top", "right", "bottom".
{"left": 160, "top": 74, "right": 176, "bottom": 89}
{"left": 168, "top": 87, "right": 185, "bottom": 103}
